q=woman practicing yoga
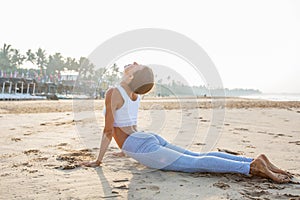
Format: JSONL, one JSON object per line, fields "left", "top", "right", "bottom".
{"left": 81, "top": 62, "right": 291, "bottom": 183}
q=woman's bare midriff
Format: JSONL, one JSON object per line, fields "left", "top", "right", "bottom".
{"left": 113, "top": 125, "right": 138, "bottom": 149}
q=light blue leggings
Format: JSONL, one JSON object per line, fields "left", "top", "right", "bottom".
{"left": 122, "top": 132, "right": 253, "bottom": 175}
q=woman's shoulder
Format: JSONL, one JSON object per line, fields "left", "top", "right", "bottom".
{"left": 105, "top": 87, "right": 115, "bottom": 96}
{"left": 105, "top": 87, "right": 121, "bottom": 96}
{"left": 105, "top": 87, "right": 123, "bottom": 104}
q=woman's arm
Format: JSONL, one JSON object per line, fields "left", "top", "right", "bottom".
{"left": 81, "top": 88, "right": 118, "bottom": 167}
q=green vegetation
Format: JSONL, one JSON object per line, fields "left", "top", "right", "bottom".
{"left": 0, "top": 43, "right": 121, "bottom": 86}
{"left": 155, "top": 83, "right": 261, "bottom": 97}
{"left": 0, "top": 43, "right": 261, "bottom": 97}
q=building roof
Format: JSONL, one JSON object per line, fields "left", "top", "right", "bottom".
{"left": 60, "top": 70, "right": 79, "bottom": 76}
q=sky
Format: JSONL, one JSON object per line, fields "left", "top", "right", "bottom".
{"left": 1, "top": 0, "right": 300, "bottom": 93}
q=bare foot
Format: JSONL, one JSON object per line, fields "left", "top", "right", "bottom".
{"left": 112, "top": 151, "right": 126, "bottom": 157}
{"left": 257, "top": 154, "right": 292, "bottom": 178}
{"left": 250, "top": 158, "right": 290, "bottom": 183}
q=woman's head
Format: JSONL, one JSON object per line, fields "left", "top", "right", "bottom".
{"left": 122, "top": 62, "right": 154, "bottom": 94}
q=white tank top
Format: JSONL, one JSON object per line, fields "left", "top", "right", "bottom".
{"left": 112, "top": 86, "right": 140, "bottom": 127}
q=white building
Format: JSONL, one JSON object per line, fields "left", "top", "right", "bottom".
{"left": 60, "top": 70, "right": 79, "bottom": 81}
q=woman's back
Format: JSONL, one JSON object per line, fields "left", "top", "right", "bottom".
{"left": 109, "top": 85, "right": 140, "bottom": 148}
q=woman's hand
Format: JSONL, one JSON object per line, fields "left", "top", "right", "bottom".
{"left": 80, "top": 160, "right": 102, "bottom": 167}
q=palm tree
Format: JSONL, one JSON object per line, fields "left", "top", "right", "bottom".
{"left": 11, "top": 49, "right": 25, "bottom": 69}
{"left": 47, "top": 53, "right": 64, "bottom": 74}
{"left": 94, "top": 67, "right": 108, "bottom": 82}
{"left": 78, "top": 57, "right": 92, "bottom": 79}
{"left": 105, "top": 63, "right": 120, "bottom": 86}
{"left": 35, "top": 48, "right": 48, "bottom": 81}
{"left": 26, "top": 49, "right": 36, "bottom": 64}
{"left": 87, "top": 63, "right": 95, "bottom": 80}
{"left": 69, "top": 58, "right": 80, "bottom": 71}
{"left": 0, "top": 43, "right": 14, "bottom": 71}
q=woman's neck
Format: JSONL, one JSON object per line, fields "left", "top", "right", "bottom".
{"left": 120, "top": 82, "right": 136, "bottom": 100}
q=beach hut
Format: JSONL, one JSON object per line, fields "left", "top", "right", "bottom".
{"left": 60, "top": 70, "right": 78, "bottom": 95}
{"left": 24, "top": 78, "right": 36, "bottom": 95}
{"left": 0, "top": 78, "right": 11, "bottom": 93}
{"left": 10, "top": 78, "right": 24, "bottom": 94}
{"left": 61, "top": 80, "right": 75, "bottom": 95}
{"left": 5, "top": 78, "right": 35, "bottom": 94}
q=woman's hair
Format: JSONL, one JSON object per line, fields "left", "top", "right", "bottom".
{"left": 128, "top": 66, "right": 154, "bottom": 94}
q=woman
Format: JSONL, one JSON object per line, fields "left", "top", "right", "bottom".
{"left": 81, "top": 62, "right": 291, "bottom": 183}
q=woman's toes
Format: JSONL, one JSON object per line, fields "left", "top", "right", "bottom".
{"left": 282, "top": 176, "right": 291, "bottom": 183}
{"left": 274, "top": 174, "right": 290, "bottom": 183}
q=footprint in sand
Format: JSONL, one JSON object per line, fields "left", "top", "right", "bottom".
{"left": 54, "top": 164, "right": 79, "bottom": 170}
{"left": 11, "top": 137, "right": 21, "bottom": 142}
{"left": 213, "top": 182, "right": 230, "bottom": 190}
{"left": 282, "top": 193, "right": 300, "bottom": 199}
{"left": 56, "top": 143, "right": 68, "bottom": 147}
{"left": 56, "top": 149, "right": 94, "bottom": 162}
{"left": 241, "top": 190, "right": 270, "bottom": 198}
{"left": 113, "top": 184, "right": 129, "bottom": 190}
{"left": 0, "top": 173, "right": 10, "bottom": 177}
{"left": 54, "top": 149, "right": 94, "bottom": 170}
{"left": 23, "top": 149, "right": 41, "bottom": 155}
{"left": 234, "top": 128, "right": 249, "bottom": 131}
{"left": 23, "top": 131, "right": 33, "bottom": 136}
{"left": 12, "top": 162, "right": 33, "bottom": 168}
{"left": 21, "top": 169, "right": 38, "bottom": 173}
{"left": 136, "top": 185, "right": 160, "bottom": 192}
{"left": 194, "top": 142, "right": 206, "bottom": 146}
{"left": 217, "top": 148, "right": 242, "bottom": 155}
{"left": 200, "top": 119, "right": 210, "bottom": 122}
{"left": 273, "top": 133, "right": 292, "bottom": 138}
{"left": 241, "top": 140, "right": 250, "bottom": 143}
{"left": 113, "top": 178, "right": 129, "bottom": 183}
{"left": 40, "top": 120, "right": 75, "bottom": 126}
{"left": 288, "top": 141, "right": 300, "bottom": 145}
{"left": 31, "top": 157, "right": 48, "bottom": 162}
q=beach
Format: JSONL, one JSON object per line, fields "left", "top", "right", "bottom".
{"left": 1, "top": 98, "right": 300, "bottom": 199}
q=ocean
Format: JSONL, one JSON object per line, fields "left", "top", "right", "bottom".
{"left": 239, "top": 93, "right": 300, "bottom": 102}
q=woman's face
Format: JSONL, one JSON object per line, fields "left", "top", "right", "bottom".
{"left": 122, "top": 62, "right": 144, "bottom": 83}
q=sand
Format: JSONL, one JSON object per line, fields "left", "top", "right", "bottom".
{"left": 0, "top": 98, "right": 300, "bottom": 199}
